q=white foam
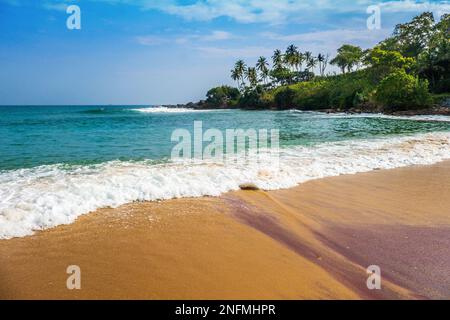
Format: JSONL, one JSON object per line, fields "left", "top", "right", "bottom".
{"left": 290, "top": 110, "right": 450, "bottom": 122}
{"left": 1, "top": 131, "right": 450, "bottom": 239}
{"left": 131, "top": 106, "right": 218, "bottom": 113}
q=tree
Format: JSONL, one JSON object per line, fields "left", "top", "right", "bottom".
{"left": 307, "top": 56, "right": 318, "bottom": 74}
{"left": 375, "top": 69, "right": 432, "bottom": 110}
{"left": 230, "top": 69, "right": 240, "bottom": 87}
{"left": 246, "top": 67, "right": 258, "bottom": 87}
{"left": 416, "top": 14, "right": 450, "bottom": 92}
{"left": 274, "top": 87, "right": 297, "bottom": 109}
{"left": 330, "top": 55, "right": 347, "bottom": 73}
{"left": 284, "top": 44, "right": 299, "bottom": 71}
{"left": 206, "top": 86, "right": 241, "bottom": 108}
{"left": 317, "top": 53, "right": 329, "bottom": 76}
{"left": 364, "top": 46, "right": 415, "bottom": 81}
{"left": 272, "top": 49, "right": 284, "bottom": 68}
{"left": 270, "top": 65, "right": 292, "bottom": 85}
{"left": 388, "top": 12, "right": 436, "bottom": 58}
{"left": 304, "top": 51, "right": 313, "bottom": 71}
{"left": 232, "top": 60, "right": 247, "bottom": 89}
{"left": 330, "top": 45, "right": 363, "bottom": 73}
{"left": 294, "top": 51, "right": 304, "bottom": 72}
{"left": 256, "top": 56, "right": 270, "bottom": 84}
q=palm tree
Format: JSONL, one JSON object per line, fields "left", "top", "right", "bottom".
{"left": 246, "top": 67, "right": 258, "bottom": 87}
{"left": 317, "top": 54, "right": 324, "bottom": 76}
{"left": 319, "top": 54, "right": 329, "bottom": 76}
{"left": 256, "top": 56, "right": 269, "bottom": 84}
{"left": 284, "top": 44, "right": 298, "bottom": 71}
{"left": 307, "top": 56, "right": 318, "bottom": 73}
{"left": 272, "top": 49, "right": 283, "bottom": 68}
{"left": 231, "top": 68, "right": 240, "bottom": 86}
{"left": 233, "top": 60, "right": 247, "bottom": 88}
{"left": 304, "top": 51, "right": 313, "bottom": 71}
{"left": 294, "top": 51, "right": 304, "bottom": 72}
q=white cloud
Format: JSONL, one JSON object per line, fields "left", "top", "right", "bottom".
{"left": 9, "top": 0, "right": 450, "bottom": 24}
{"left": 135, "top": 35, "right": 167, "bottom": 46}
{"left": 262, "top": 28, "right": 391, "bottom": 45}
{"left": 380, "top": 0, "right": 450, "bottom": 18}
{"left": 136, "top": 30, "right": 235, "bottom": 46}
{"left": 149, "top": 0, "right": 324, "bottom": 24}
{"left": 42, "top": 2, "right": 71, "bottom": 11}
{"left": 176, "top": 30, "right": 235, "bottom": 44}
{"left": 201, "top": 30, "right": 234, "bottom": 41}
{"left": 260, "top": 28, "right": 392, "bottom": 55}
{"left": 141, "top": 0, "right": 450, "bottom": 24}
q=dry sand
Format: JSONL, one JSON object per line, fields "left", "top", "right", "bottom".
{"left": 1, "top": 161, "right": 449, "bottom": 299}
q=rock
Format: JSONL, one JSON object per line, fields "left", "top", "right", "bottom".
{"left": 239, "top": 183, "right": 260, "bottom": 191}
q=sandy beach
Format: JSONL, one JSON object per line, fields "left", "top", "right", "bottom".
{"left": 1, "top": 161, "right": 449, "bottom": 300}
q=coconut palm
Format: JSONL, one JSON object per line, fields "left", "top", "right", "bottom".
{"left": 293, "top": 51, "right": 304, "bottom": 72}
{"left": 272, "top": 49, "right": 284, "bottom": 68}
{"left": 256, "top": 56, "right": 270, "bottom": 84}
{"left": 233, "top": 60, "right": 247, "bottom": 88}
{"left": 284, "top": 44, "right": 298, "bottom": 71}
{"left": 231, "top": 68, "right": 240, "bottom": 86}
{"left": 307, "top": 56, "right": 318, "bottom": 73}
{"left": 317, "top": 53, "right": 329, "bottom": 76}
{"left": 304, "top": 51, "right": 313, "bottom": 69}
{"left": 246, "top": 67, "right": 258, "bottom": 87}
{"left": 317, "top": 54, "right": 324, "bottom": 75}
{"left": 304, "top": 51, "right": 318, "bottom": 73}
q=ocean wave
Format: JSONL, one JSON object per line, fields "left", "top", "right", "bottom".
{"left": 130, "top": 106, "right": 218, "bottom": 113}
{"left": 290, "top": 110, "right": 450, "bottom": 122}
{"left": 1, "top": 131, "right": 450, "bottom": 239}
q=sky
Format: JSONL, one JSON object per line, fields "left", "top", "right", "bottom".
{"left": 0, "top": 0, "right": 449, "bottom": 105}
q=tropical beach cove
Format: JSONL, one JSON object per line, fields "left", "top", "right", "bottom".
{"left": 1, "top": 0, "right": 450, "bottom": 307}
{"left": 1, "top": 107, "right": 450, "bottom": 299}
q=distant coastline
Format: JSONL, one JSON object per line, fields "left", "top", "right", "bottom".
{"left": 162, "top": 94, "right": 450, "bottom": 116}
{"left": 166, "top": 12, "right": 449, "bottom": 117}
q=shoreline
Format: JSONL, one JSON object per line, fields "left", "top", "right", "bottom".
{"left": 1, "top": 161, "right": 450, "bottom": 299}
{"left": 162, "top": 103, "right": 450, "bottom": 116}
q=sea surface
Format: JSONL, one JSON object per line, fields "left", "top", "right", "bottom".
{"left": 1, "top": 105, "right": 450, "bottom": 239}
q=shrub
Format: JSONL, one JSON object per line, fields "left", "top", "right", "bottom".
{"left": 274, "top": 87, "right": 297, "bottom": 109}
{"left": 206, "top": 86, "right": 240, "bottom": 107}
{"left": 238, "top": 86, "right": 269, "bottom": 109}
{"left": 291, "top": 81, "right": 329, "bottom": 110}
{"left": 375, "top": 70, "right": 432, "bottom": 110}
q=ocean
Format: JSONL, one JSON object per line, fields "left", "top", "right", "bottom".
{"left": 1, "top": 105, "right": 450, "bottom": 239}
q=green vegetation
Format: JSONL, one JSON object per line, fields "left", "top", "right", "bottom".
{"left": 204, "top": 86, "right": 240, "bottom": 108}
{"left": 374, "top": 70, "right": 431, "bottom": 110}
{"left": 200, "top": 12, "right": 449, "bottom": 113}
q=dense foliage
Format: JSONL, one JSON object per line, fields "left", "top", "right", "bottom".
{"left": 201, "top": 12, "right": 449, "bottom": 112}
{"left": 375, "top": 70, "right": 432, "bottom": 110}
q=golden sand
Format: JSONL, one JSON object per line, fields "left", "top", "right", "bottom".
{"left": 1, "top": 162, "right": 449, "bottom": 299}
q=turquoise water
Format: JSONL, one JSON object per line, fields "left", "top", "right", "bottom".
{"left": 2, "top": 105, "right": 450, "bottom": 239}
{"left": 1, "top": 105, "right": 450, "bottom": 171}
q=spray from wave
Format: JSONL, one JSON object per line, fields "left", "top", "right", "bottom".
{"left": 290, "top": 110, "right": 450, "bottom": 122}
{"left": 1, "top": 132, "right": 450, "bottom": 239}
{"left": 130, "top": 106, "right": 218, "bottom": 113}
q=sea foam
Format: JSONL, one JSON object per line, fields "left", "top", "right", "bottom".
{"left": 131, "top": 106, "right": 218, "bottom": 113}
{"left": 290, "top": 110, "right": 450, "bottom": 122}
{"left": 1, "top": 131, "right": 450, "bottom": 239}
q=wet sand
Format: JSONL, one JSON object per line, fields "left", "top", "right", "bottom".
{"left": 1, "top": 161, "right": 449, "bottom": 299}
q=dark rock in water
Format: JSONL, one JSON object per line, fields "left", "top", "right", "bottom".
{"left": 239, "top": 183, "right": 260, "bottom": 191}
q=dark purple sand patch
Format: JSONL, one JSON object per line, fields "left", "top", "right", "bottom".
{"left": 225, "top": 193, "right": 408, "bottom": 299}
{"left": 315, "top": 224, "right": 450, "bottom": 299}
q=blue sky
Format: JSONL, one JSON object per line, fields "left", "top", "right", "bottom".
{"left": 0, "top": 0, "right": 449, "bottom": 105}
